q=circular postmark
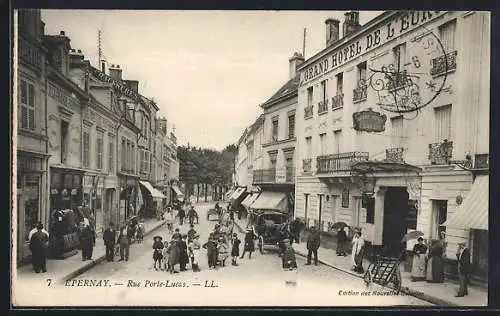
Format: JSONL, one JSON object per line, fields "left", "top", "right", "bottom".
{"left": 365, "top": 25, "right": 451, "bottom": 118}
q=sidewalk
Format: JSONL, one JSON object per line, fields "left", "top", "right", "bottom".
{"left": 15, "top": 218, "right": 166, "bottom": 285}
{"left": 232, "top": 217, "right": 487, "bottom": 307}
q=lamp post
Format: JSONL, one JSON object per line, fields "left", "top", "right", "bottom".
{"left": 361, "top": 175, "right": 376, "bottom": 196}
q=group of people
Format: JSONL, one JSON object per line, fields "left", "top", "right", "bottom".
{"left": 410, "top": 231, "right": 471, "bottom": 297}
{"left": 152, "top": 227, "right": 198, "bottom": 273}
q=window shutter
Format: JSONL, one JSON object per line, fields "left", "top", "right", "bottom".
{"left": 21, "top": 106, "right": 28, "bottom": 130}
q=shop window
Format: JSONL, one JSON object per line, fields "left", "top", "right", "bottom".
{"left": 20, "top": 79, "right": 36, "bottom": 131}
{"left": 341, "top": 188, "right": 350, "bottom": 208}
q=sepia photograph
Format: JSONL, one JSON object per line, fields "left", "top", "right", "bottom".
{"left": 12, "top": 9, "right": 490, "bottom": 307}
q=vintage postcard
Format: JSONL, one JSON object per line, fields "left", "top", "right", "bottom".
{"left": 12, "top": 9, "right": 489, "bottom": 307}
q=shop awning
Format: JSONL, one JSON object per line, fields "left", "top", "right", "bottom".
{"left": 172, "top": 185, "right": 184, "bottom": 197}
{"left": 249, "top": 191, "right": 288, "bottom": 213}
{"left": 139, "top": 181, "right": 166, "bottom": 199}
{"left": 443, "top": 175, "right": 488, "bottom": 230}
{"left": 241, "top": 192, "right": 260, "bottom": 208}
{"left": 225, "top": 188, "right": 235, "bottom": 199}
{"left": 230, "top": 187, "right": 246, "bottom": 201}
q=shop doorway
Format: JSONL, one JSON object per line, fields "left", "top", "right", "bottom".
{"left": 430, "top": 200, "right": 448, "bottom": 239}
{"left": 105, "top": 189, "right": 115, "bottom": 227}
{"left": 382, "top": 187, "right": 409, "bottom": 256}
{"left": 472, "top": 229, "right": 488, "bottom": 280}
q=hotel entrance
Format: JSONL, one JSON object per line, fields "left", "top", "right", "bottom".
{"left": 382, "top": 187, "right": 409, "bottom": 257}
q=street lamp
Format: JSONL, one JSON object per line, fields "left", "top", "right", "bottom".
{"left": 360, "top": 175, "right": 376, "bottom": 196}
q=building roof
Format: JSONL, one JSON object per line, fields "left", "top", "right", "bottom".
{"left": 260, "top": 74, "right": 300, "bottom": 109}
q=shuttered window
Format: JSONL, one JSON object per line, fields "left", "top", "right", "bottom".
{"left": 434, "top": 105, "right": 452, "bottom": 142}
{"left": 439, "top": 20, "right": 456, "bottom": 52}
{"left": 96, "top": 132, "right": 103, "bottom": 170}
{"left": 108, "top": 139, "right": 114, "bottom": 173}
{"left": 391, "top": 116, "right": 404, "bottom": 146}
{"left": 20, "top": 79, "right": 35, "bottom": 130}
{"left": 83, "top": 130, "right": 90, "bottom": 168}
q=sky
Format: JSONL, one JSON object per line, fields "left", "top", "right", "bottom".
{"left": 41, "top": 10, "right": 382, "bottom": 150}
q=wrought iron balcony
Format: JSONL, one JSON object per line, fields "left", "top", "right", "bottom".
{"left": 332, "top": 94, "right": 344, "bottom": 110}
{"left": 353, "top": 83, "right": 368, "bottom": 103}
{"left": 385, "top": 147, "right": 404, "bottom": 163}
{"left": 18, "top": 35, "right": 42, "bottom": 69}
{"left": 252, "top": 168, "right": 276, "bottom": 184}
{"left": 428, "top": 140, "right": 453, "bottom": 165}
{"left": 474, "top": 153, "right": 489, "bottom": 169}
{"left": 318, "top": 100, "right": 328, "bottom": 114}
{"left": 302, "top": 158, "right": 312, "bottom": 173}
{"left": 285, "top": 167, "right": 295, "bottom": 183}
{"left": 387, "top": 70, "right": 409, "bottom": 92}
{"left": 304, "top": 104, "right": 314, "bottom": 119}
{"left": 317, "top": 152, "right": 369, "bottom": 174}
{"left": 430, "top": 51, "right": 457, "bottom": 77}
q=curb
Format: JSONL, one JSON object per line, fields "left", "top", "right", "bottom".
{"left": 59, "top": 220, "right": 167, "bottom": 284}
{"left": 232, "top": 220, "right": 455, "bottom": 307}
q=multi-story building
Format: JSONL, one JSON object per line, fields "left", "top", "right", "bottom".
{"left": 295, "top": 11, "right": 489, "bottom": 281}
{"left": 15, "top": 9, "right": 50, "bottom": 262}
{"left": 251, "top": 53, "right": 304, "bottom": 215}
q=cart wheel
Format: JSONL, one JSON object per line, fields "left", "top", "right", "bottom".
{"left": 363, "top": 270, "right": 372, "bottom": 287}
{"left": 258, "top": 236, "right": 264, "bottom": 254}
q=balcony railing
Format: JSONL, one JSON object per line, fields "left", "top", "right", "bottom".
{"left": 252, "top": 168, "right": 276, "bottom": 183}
{"left": 302, "top": 158, "right": 312, "bottom": 173}
{"left": 428, "top": 140, "right": 453, "bottom": 165}
{"left": 318, "top": 100, "right": 328, "bottom": 114}
{"left": 430, "top": 51, "right": 457, "bottom": 77}
{"left": 385, "top": 147, "right": 404, "bottom": 163}
{"left": 19, "top": 35, "right": 42, "bottom": 69}
{"left": 474, "top": 153, "right": 489, "bottom": 169}
{"left": 285, "top": 167, "right": 295, "bottom": 183}
{"left": 332, "top": 94, "right": 344, "bottom": 110}
{"left": 317, "top": 152, "right": 369, "bottom": 173}
{"left": 387, "top": 70, "right": 409, "bottom": 92}
{"left": 304, "top": 105, "right": 314, "bottom": 119}
{"left": 353, "top": 84, "right": 368, "bottom": 103}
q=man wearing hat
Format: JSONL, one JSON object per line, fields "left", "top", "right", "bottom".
{"left": 240, "top": 228, "right": 256, "bottom": 259}
{"left": 456, "top": 241, "right": 471, "bottom": 297}
{"left": 305, "top": 226, "right": 321, "bottom": 266}
{"left": 103, "top": 222, "right": 117, "bottom": 262}
{"left": 29, "top": 222, "right": 49, "bottom": 273}
{"left": 178, "top": 234, "right": 189, "bottom": 271}
{"left": 152, "top": 236, "right": 164, "bottom": 270}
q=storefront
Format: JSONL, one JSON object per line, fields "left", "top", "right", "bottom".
{"left": 16, "top": 152, "right": 48, "bottom": 263}
{"left": 83, "top": 174, "right": 104, "bottom": 233}
{"left": 49, "top": 166, "right": 84, "bottom": 258}
{"left": 118, "top": 173, "right": 140, "bottom": 224}
{"left": 139, "top": 181, "right": 166, "bottom": 218}
{"left": 171, "top": 184, "right": 184, "bottom": 203}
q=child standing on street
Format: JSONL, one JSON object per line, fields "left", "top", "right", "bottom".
{"left": 203, "top": 233, "right": 218, "bottom": 269}
{"left": 217, "top": 237, "right": 229, "bottom": 267}
{"left": 231, "top": 233, "right": 241, "bottom": 266}
{"left": 188, "top": 234, "right": 201, "bottom": 272}
{"left": 152, "top": 236, "right": 164, "bottom": 270}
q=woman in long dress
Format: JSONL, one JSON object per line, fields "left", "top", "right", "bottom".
{"left": 351, "top": 231, "right": 365, "bottom": 273}
{"left": 426, "top": 239, "right": 445, "bottom": 283}
{"left": 411, "top": 237, "right": 427, "bottom": 281}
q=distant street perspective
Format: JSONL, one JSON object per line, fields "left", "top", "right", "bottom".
{"left": 14, "top": 9, "right": 489, "bottom": 307}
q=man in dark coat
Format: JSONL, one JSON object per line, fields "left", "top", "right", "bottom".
{"left": 290, "top": 218, "right": 301, "bottom": 244}
{"left": 79, "top": 221, "right": 96, "bottom": 261}
{"left": 336, "top": 227, "right": 347, "bottom": 256}
{"left": 187, "top": 224, "right": 197, "bottom": 243}
{"left": 203, "top": 234, "right": 218, "bottom": 269}
{"left": 103, "top": 222, "right": 116, "bottom": 262}
{"left": 456, "top": 242, "right": 471, "bottom": 297}
{"left": 172, "top": 228, "right": 182, "bottom": 241}
{"left": 178, "top": 235, "right": 189, "bottom": 271}
{"left": 240, "top": 229, "right": 256, "bottom": 259}
{"left": 118, "top": 224, "right": 134, "bottom": 261}
{"left": 178, "top": 207, "right": 186, "bottom": 225}
{"left": 29, "top": 223, "right": 49, "bottom": 273}
{"left": 305, "top": 226, "right": 321, "bottom": 266}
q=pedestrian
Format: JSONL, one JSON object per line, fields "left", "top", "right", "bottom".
{"left": 178, "top": 234, "right": 189, "bottom": 271}
{"left": 305, "top": 226, "right": 320, "bottom": 266}
{"left": 28, "top": 222, "right": 49, "bottom": 241}
{"left": 29, "top": 222, "right": 49, "bottom": 273}
{"left": 118, "top": 224, "right": 134, "bottom": 261}
{"left": 103, "top": 222, "right": 117, "bottom": 262}
{"left": 188, "top": 234, "right": 201, "bottom": 272}
{"left": 290, "top": 218, "right": 301, "bottom": 244}
{"left": 172, "top": 228, "right": 181, "bottom": 241}
{"left": 187, "top": 206, "right": 198, "bottom": 225}
{"left": 425, "top": 239, "right": 445, "bottom": 283}
{"left": 240, "top": 228, "right": 256, "bottom": 259}
{"left": 136, "top": 220, "right": 145, "bottom": 243}
{"left": 166, "top": 239, "right": 180, "bottom": 274}
{"left": 217, "top": 237, "right": 229, "bottom": 267}
{"left": 351, "top": 230, "right": 365, "bottom": 273}
{"left": 410, "top": 237, "right": 428, "bottom": 281}
{"left": 165, "top": 208, "right": 174, "bottom": 234}
{"left": 231, "top": 233, "right": 241, "bottom": 266}
{"left": 456, "top": 242, "right": 471, "bottom": 297}
{"left": 152, "top": 236, "right": 164, "bottom": 270}
{"left": 282, "top": 238, "right": 298, "bottom": 286}
{"left": 187, "top": 224, "right": 197, "bottom": 243}
{"left": 79, "top": 220, "right": 96, "bottom": 261}
{"left": 336, "top": 227, "right": 347, "bottom": 256}
{"left": 203, "top": 234, "right": 218, "bottom": 269}
{"left": 178, "top": 206, "right": 186, "bottom": 226}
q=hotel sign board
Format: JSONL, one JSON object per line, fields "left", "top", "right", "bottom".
{"left": 353, "top": 108, "right": 387, "bottom": 132}
{"left": 299, "top": 11, "right": 445, "bottom": 86}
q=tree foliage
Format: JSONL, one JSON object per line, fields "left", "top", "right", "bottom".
{"left": 178, "top": 144, "right": 237, "bottom": 186}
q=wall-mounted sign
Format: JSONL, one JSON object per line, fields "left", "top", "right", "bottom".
{"left": 352, "top": 108, "right": 387, "bottom": 132}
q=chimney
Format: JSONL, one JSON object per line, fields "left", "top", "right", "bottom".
{"left": 325, "top": 18, "right": 340, "bottom": 46}
{"left": 108, "top": 64, "right": 122, "bottom": 80}
{"left": 288, "top": 52, "right": 305, "bottom": 79}
{"left": 124, "top": 80, "right": 139, "bottom": 93}
{"left": 343, "top": 11, "right": 361, "bottom": 38}
{"left": 68, "top": 48, "right": 85, "bottom": 66}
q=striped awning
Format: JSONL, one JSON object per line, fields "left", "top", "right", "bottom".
{"left": 249, "top": 191, "right": 288, "bottom": 213}
{"left": 230, "top": 187, "right": 246, "bottom": 201}
{"left": 443, "top": 175, "right": 488, "bottom": 230}
{"left": 241, "top": 192, "right": 260, "bottom": 208}
{"left": 225, "top": 188, "right": 235, "bottom": 199}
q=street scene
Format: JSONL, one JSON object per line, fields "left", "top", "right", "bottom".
{"left": 13, "top": 10, "right": 489, "bottom": 307}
